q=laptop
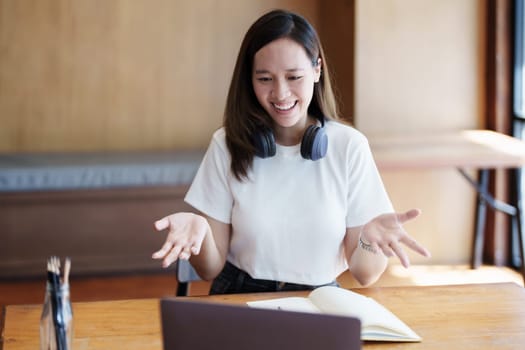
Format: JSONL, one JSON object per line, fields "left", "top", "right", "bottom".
{"left": 160, "top": 297, "right": 361, "bottom": 350}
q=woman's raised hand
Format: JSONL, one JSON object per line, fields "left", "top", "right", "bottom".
{"left": 361, "top": 209, "right": 431, "bottom": 267}
{"left": 152, "top": 212, "right": 209, "bottom": 268}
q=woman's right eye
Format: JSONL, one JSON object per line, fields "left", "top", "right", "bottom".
{"left": 256, "top": 77, "right": 272, "bottom": 82}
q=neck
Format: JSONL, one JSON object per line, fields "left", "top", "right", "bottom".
{"left": 273, "top": 116, "right": 317, "bottom": 146}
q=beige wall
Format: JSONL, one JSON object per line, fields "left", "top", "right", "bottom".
{"left": 0, "top": 0, "right": 318, "bottom": 152}
{"left": 355, "top": 0, "right": 486, "bottom": 264}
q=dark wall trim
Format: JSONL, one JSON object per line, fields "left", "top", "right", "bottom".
{"left": 485, "top": 0, "right": 513, "bottom": 265}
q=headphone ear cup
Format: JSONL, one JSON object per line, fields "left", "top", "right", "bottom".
{"left": 300, "top": 125, "right": 316, "bottom": 160}
{"left": 301, "top": 125, "right": 327, "bottom": 160}
{"left": 253, "top": 128, "right": 276, "bottom": 158}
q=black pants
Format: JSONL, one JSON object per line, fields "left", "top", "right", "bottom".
{"left": 209, "top": 261, "right": 339, "bottom": 295}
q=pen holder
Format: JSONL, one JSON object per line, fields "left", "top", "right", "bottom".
{"left": 40, "top": 282, "right": 73, "bottom": 350}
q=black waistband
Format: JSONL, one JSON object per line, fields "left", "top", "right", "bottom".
{"left": 209, "top": 261, "right": 338, "bottom": 295}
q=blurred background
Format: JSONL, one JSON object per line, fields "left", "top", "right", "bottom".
{"left": 1, "top": 0, "right": 523, "bottom": 303}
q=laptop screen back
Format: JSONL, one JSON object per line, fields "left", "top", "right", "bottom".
{"left": 160, "top": 298, "right": 361, "bottom": 350}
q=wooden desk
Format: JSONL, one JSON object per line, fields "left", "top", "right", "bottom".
{"left": 369, "top": 130, "right": 525, "bottom": 279}
{"left": 2, "top": 283, "right": 524, "bottom": 349}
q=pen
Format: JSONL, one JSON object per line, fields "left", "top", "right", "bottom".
{"left": 47, "top": 256, "right": 68, "bottom": 350}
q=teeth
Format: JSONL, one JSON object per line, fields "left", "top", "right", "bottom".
{"left": 273, "top": 102, "right": 295, "bottom": 111}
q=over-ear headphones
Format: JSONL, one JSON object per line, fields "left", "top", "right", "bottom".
{"left": 253, "top": 118, "right": 328, "bottom": 160}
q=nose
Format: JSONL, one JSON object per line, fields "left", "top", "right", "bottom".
{"left": 271, "top": 79, "right": 291, "bottom": 100}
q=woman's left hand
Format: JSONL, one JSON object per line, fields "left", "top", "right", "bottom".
{"left": 361, "top": 209, "right": 431, "bottom": 267}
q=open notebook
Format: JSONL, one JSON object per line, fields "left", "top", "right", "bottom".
{"left": 248, "top": 286, "right": 421, "bottom": 342}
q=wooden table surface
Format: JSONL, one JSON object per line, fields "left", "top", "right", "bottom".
{"left": 2, "top": 282, "right": 525, "bottom": 350}
{"left": 369, "top": 129, "right": 525, "bottom": 170}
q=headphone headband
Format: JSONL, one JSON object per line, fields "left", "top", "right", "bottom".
{"left": 253, "top": 119, "right": 328, "bottom": 160}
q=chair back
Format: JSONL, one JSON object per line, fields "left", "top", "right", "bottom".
{"left": 176, "top": 259, "right": 201, "bottom": 296}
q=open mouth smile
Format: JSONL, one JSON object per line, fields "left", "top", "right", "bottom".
{"left": 272, "top": 101, "right": 297, "bottom": 112}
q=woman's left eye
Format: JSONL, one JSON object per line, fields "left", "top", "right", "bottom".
{"left": 288, "top": 76, "right": 303, "bottom": 81}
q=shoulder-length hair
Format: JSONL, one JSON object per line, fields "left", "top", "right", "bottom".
{"left": 224, "top": 9, "right": 340, "bottom": 181}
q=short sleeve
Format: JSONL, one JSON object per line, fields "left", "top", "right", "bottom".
{"left": 345, "top": 137, "right": 394, "bottom": 227}
{"left": 184, "top": 129, "right": 233, "bottom": 224}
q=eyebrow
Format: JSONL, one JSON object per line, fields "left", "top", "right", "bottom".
{"left": 254, "top": 68, "right": 305, "bottom": 74}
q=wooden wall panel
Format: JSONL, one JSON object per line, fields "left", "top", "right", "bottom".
{"left": 319, "top": 0, "right": 355, "bottom": 123}
{"left": 355, "top": 0, "right": 485, "bottom": 265}
{"left": 0, "top": 0, "right": 319, "bottom": 152}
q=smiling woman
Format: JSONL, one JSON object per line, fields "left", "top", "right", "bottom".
{"left": 251, "top": 38, "right": 327, "bottom": 159}
{"left": 251, "top": 37, "right": 321, "bottom": 143}
{"left": 151, "top": 9, "right": 430, "bottom": 296}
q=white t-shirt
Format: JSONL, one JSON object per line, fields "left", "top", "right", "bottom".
{"left": 185, "top": 121, "right": 394, "bottom": 285}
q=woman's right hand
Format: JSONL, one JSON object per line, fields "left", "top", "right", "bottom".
{"left": 152, "top": 212, "right": 210, "bottom": 268}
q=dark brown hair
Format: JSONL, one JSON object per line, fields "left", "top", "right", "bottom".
{"left": 224, "top": 9, "right": 340, "bottom": 180}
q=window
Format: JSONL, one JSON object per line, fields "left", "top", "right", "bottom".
{"left": 512, "top": 0, "right": 525, "bottom": 267}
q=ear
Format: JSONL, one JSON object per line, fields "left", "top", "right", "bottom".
{"left": 314, "top": 57, "right": 322, "bottom": 83}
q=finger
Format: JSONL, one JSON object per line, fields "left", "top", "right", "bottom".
{"left": 179, "top": 252, "right": 190, "bottom": 260}
{"left": 151, "top": 240, "right": 174, "bottom": 259}
{"left": 190, "top": 238, "right": 203, "bottom": 255}
{"left": 154, "top": 217, "right": 170, "bottom": 231}
{"left": 400, "top": 236, "right": 432, "bottom": 257}
{"left": 179, "top": 245, "right": 193, "bottom": 260}
{"left": 390, "top": 241, "right": 410, "bottom": 268}
{"left": 379, "top": 243, "right": 395, "bottom": 258}
{"left": 162, "top": 245, "right": 184, "bottom": 268}
{"left": 396, "top": 208, "right": 421, "bottom": 224}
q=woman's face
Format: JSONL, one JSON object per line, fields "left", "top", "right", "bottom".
{"left": 252, "top": 38, "right": 321, "bottom": 141}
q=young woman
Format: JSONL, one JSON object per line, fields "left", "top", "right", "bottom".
{"left": 152, "top": 9, "right": 430, "bottom": 294}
